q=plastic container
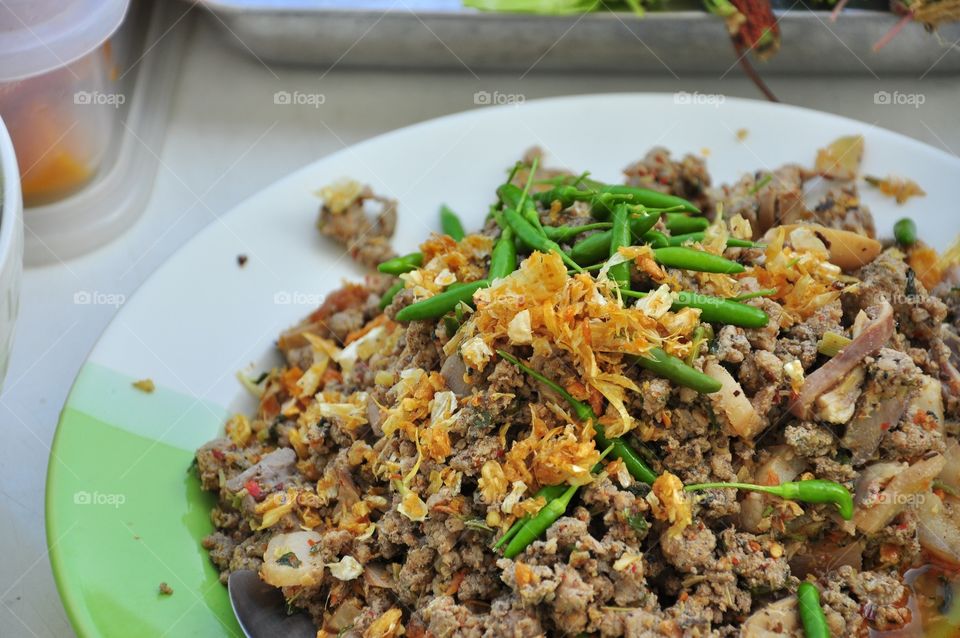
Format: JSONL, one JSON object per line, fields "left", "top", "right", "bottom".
{"left": 0, "top": 0, "right": 187, "bottom": 265}
{"left": 0, "top": 115, "right": 24, "bottom": 390}
{"left": 0, "top": 0, "right": 129, "bottom": 207}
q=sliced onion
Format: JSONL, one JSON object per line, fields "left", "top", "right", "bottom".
{"left": 854, "top": 454, "right": 945, "bottom": 534}
{"left": 842, "top": 394, "right": 908, "bottom": 466}
{"left": 705, "top": 360, "right": 762, "bottom": 440}
{"left": 742, "top": 596, "right": 803, "bottom": 637}
{"left": 791, "top": 301, "right": 894, "bottom": 419}
{"left": 918, "top": 493, "right": 960, "bottom": 567}
{"left": 938, "top": 441, "right": 960, "bottom": 493}
{"left": 260, "top": 531, "right": 325, "bottom": 587}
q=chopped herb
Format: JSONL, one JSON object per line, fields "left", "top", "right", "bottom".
{"left": 731, "top": 288, "right": 777, "bottom": 301}
{"left": 761, "top": 504, "right": 775, "bottom": 518}
{"left": 338, "top": 626, "right": 355, "bottom": 638}
{"left": 463, "top": 518, "right": 496, "bottom": 533}
{"left": 277, "top": 551, "right": 302, "bottom": 568}
{"left": 625, "top": 512, "right": 649, "bottom": 538}
{"left": 253, "top": 371, "right": 269, "bottom": 384}
{"left": 748, "top": 173, "right": 772, "bottom": 195}
{"left": 934, "top": 480, "right": 960, "bottom": 497}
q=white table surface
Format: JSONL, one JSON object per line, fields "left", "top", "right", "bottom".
{"left": 2, "top": 7, "right": 959, "bottom": 636}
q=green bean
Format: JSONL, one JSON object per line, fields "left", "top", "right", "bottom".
{"left": 492, "top": 483, "right": 567, "bottom": 550}
{"left": 503, "top": 483, "right": 579, "bottom": 558}
{"left": 653, "top": 247, "right": 746, "bottom": 274}
{"left": 684, "top": 479, "right": 854, "bottom": 520}
{"left": 377, "top": 252, "right": 423, "bottom": 275}
{"left": 503, "top": 208, "right": 584, "bottom": 273}
{"left": 378, "top": 281, "right": 404, "bottom": 310}
{"left": 608, "top": 204, "right": 632, "bottom": 291}
{"left": 796, "top": 582, "right": 831, "bottom": 638}
{"left": 665, "top": 213, "right": 709, "bottom": 235}
{"left": 439, "top": 205, "right": 466, "bottom": 241}
{"left": 667, "top": 232, "right": 765, "bottom": 249}
{"left": 395, "top": 280, "right": 489, "bottom": 322}
{"left": 489, "top": 219, "right": 518, "bottom": 280}
{"left": 542, "top": 222, "right": 612, "bottom": 243}
{"left": 631, "top": 348, "right": 722, "bottom": 394}
{"left": 496, "top": 350, "right": 657, "bottom": 485}
{"left": 893, "top": 217, "right": 917, "bottom": 246}
{"left": 618, "top": 290, "right": 769, "bottom": 328}
{"left": 569, "top": 212, "right": 661, "bottom": 265}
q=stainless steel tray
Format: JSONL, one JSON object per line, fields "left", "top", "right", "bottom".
{"left": 194, "top": 0, "right": 960, "bottom": 74}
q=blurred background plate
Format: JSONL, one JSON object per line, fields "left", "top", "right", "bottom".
{"left": 193, "top": 0, "right": 960, "bottom": 74}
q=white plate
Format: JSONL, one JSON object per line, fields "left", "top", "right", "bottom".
{"left": 47, "top": 94, "right": 960, "bottom": 638}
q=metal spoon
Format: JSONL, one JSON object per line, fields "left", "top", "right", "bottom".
{"left": 227, "top": 569, "right": 316, "bottom": 638}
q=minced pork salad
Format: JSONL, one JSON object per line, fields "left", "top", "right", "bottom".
{"left": 195, "top": 137, "right": 960, "bottom": 638}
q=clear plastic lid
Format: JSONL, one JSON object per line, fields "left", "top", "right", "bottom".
{"left": 0, "top": 0, "right": 129, "bottom": 82}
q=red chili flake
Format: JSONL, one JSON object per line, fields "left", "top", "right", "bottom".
{"left": 211, "top": 449, "right": 225, "bottom": 460}
{"left": 880, "top": 422, "right": 891, "bottom": 431}
{"left": 731, "top": 557, "right": 740, "bottom": 565}
{"left": 244, "top": 479, "right": 264, "bottom": 501}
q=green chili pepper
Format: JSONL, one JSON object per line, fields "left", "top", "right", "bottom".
{"left": 586, "top": 183, "right": 700, "bottom": 218}
{"left": 893, "top": 217, "right": 917, "bottom": 246}
{"left": 684, "top": 479, "right": 854, "bottom": 520}
{"left": 496, "top": 350, "right": 657, "bottom": 485}
{"left": 489, "top": 222, "right": 518, "bottom": 281}
{"left": 532, "top": 185, "right": 633, "bottom": 212}
{"left": 653, "top": 247, "right": 746, "bottom": 274}
{"left": 667, "top": 232, "right": 766, "bottom": 249}
{"left": 501, "top": 444, "right": 615, "bottom": 559}
{"left": 439, "top": 205, "right": 466, "bottom": 241}
{"left": 631, "top": 348, "right": 722, "bottom": 394}
{"left": 395, "top": 280, "right": 489, "bottom": 322}
{"left": 503, "top": 483, "right": 579, "bottom": 558}
{"left": 503, "top": 208, "right": 584, "bottom": 273}
{"left": 618, "top": 290, "right": 769, "bottom": 328}
{"left": 642, "top": 230, "right": 671, "bottom": 248}
{"left": 377, "top": 252, "right": 424, "bottom": 275}
{"left": 379, "top": 281, "right": 404, "bottom": 310}
{"left": 608, "top": 204, "right": 632, "bottom": 291}
{"left": 665, "top": 213, "right": 710, "bottom": 235}
{"left": 492, "top": 483, "right": 567, "bottom": 551}
{"left": 796, "top": 582, "right": 831, "bottom": 638}
{"left": 542, "top": 222, "right": 612, "bottom": 243}
{"left": 569, "top": 212, "right": 661, "bottom": 265}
